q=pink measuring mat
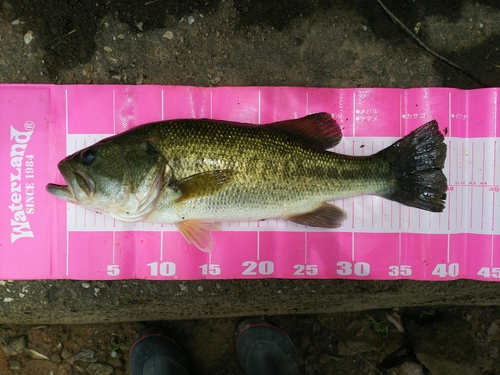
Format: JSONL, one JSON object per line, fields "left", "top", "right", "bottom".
{"left": 1, "top": 85, "right": 499, "bottom": 281}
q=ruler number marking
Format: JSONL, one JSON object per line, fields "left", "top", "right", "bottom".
{"left": 147, "top": 261, "right": 176, "bottom": 277}
{"left": 477, "top": 267, "right": 500, "bottom": 278}
{"left": 432, "top": 263, "right": 459, "bottom": 278}
{"left": 199, "top": 264, "right": 221, "bottom": 276}
{"left": 388, "top": 265, "right": 412, "bottom": 277}
{"left": 107, "top": 264, "right": 120, "bottom": 276}
{"left": 336, "top": 261, "right": 370, "bottom": 277}
{"left": 242, "top": 260, "right": 274, "bottom": 275}
{"left": 293, "top": 264, "right": 318, "bottom": 276}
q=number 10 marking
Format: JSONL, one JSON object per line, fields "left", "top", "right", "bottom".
{"left": 147, "top": 261, "right": 176, "bottom": 277}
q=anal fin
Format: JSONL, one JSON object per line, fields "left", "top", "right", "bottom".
{"left": 286, "top": 203, "right": 347, "bottom": 228}
{"left": 176, "top": 220, "right": 221, "bottom": 252}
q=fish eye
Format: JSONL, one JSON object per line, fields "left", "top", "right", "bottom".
{"left": 81, "top": 149, "right": 96, "bottom": 165}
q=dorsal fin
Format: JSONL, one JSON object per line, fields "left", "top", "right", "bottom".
{"left": 266, "top": 112, "right": 342, "bottom": 149}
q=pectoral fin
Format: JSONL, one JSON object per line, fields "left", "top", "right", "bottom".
{"left": 169, "top": 169, "right": 234, "bottom": 202}
{"left": 176, "top": 220, "right": 221, "bottom": 252}
{"left": 286, "top": 203, "right": 347, "bottom": 228}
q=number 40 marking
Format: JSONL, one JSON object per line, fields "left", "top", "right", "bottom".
{"left": 432, "top": 263, "right": 459, "bottom": 278}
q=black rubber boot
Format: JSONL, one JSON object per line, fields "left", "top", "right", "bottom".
{"left": 236, "top": 319, "right": 299, "bottom": 375}
{"left": 129, "top": 329, "right": 191, "bottom": 375}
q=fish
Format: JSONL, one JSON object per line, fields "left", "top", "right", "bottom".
{"left": 46, "top": 113, "right": 447, "bottom": 252}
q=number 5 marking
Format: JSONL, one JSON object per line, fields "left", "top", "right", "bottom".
{"left": 107, "top": 265, "right": 120, "bottom": 276}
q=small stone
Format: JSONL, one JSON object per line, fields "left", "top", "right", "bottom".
{"left": 188, "top": 16, "right": 195, "bottom": 25}
{"left": 3, "top": 297, "right": 14, "bottom": 303}
{"left": 108, "top": 355, "right": 124, "bottom": 368}
{"left": 50, "top": 353, "right": 62, "bottom": 363}
{"left": 2, "top": 2, "right": 13, "bottom": 10}
{"left": 104, "top": 46, "right": 112, "bottom": 52}
{"left": 86, "top": 363, "right": 114, "bottom": 375}
{"left": 319, "top": 353, "right": 332, "bottom": 364}
{"left": 487, "top": 321, "right": 498, "bottom": 336}
{"left": 197, "top": 286, "right": 203, "bottom": 292}
{"left": 300, "top": 335, "right": 310, "bottom": 349}
{"left": 179, "top": 284, "right": 188, "bottom": 292}
{"left": 24, "top": 348, "right": 49, "bottom": 360}
{"left": 61, "top": 348, "right": 72, "bottom": 359}
{"left": 163, "top": 31, "right": 174, "bottom": 40}
{"left": 24, "top": 31, "right": 34, "bottom": 45}
{"left": 11, "top": 19, "right": 20, "bottom": 25}
{"left": 76, "top": 349, "right": 97, "bottom": 362}
{"left": 293, "top": 38, "right": 302, "bottom": 46}
{"left": 81, "top": 283, "right": 90, "bottom": 289}
{"left": 117, "top": 34, "right": 125, "bottom": 39}
{"left": 2, "top": 335, "right": 26, "bottom": 356}
{"left": 10, "top": 359, "right": 21, "bottom": 371}
{"left": 210, "top": 76, "right": 221, "bottom": 85}
{"left": 362, "top": 24, "right": 368, "bottom": 31}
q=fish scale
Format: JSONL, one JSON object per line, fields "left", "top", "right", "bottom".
{"left": 47, "top": 113, "right": 447, "bottom": 251}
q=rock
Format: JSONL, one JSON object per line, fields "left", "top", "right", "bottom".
{"left": 24, "top": 348, "right": 49, "bottom": 360}
{"left": 404, "top": 314, "right": 481, "bottom": 375}
{"left": 10, "top": 359, "right": 21, "bottom": 371}
{"left": 336, "top": 317, "right": 388, "bottom": 356}
{"left": 61, "top": 348, "right": 72, "bottom": 359}
{"left": 24, "top": 31, "right": 34, "bottom": 45}
{"left": 86, "top": 363, "right": 114, "bottom": 375}
{"left": 319, "top": 352, "right": 331, "bottom": 364}
{"left": 76, "top": 348, "right": 97, "bottom": 362}
{"left": 387, "top": 361, "right": 425, "bottom": 375}
{"left": 108, "top": 355, "right": 124, "bottom": 368}
{"left": 487, "top": 321, "right": 498, "bottom": 336}
{"left": 337, "top": 339, "right": 372, "bottom": 355}
{"left": 2, "top": 335, "right": 26, "bottom": 356}
{"left": 162, "top": 31, "right": 174, "bottom": 40}
{"left": 50, "top": 353, "right": 62, "bottom": 363}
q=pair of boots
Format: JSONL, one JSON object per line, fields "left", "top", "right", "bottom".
{"left": 129, "top": 319, "right": 299, "bottom": 375}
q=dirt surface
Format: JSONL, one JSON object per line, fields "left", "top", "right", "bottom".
{"left": 1, "top": 307, "right": 500, "bottom": 374}
{"left": 1, "top": 0, "right": 500, "bottom": 374}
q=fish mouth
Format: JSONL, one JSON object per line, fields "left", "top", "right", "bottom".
{"left": 46, "top": 162, "right": 95, "bottom": 203}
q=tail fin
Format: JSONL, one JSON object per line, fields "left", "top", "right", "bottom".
{"left": 378, "top": 121, "right": 447, "bottom": 212}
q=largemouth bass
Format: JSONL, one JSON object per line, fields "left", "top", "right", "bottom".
{"left": 46, "top": 113, "right": 447, "bottom": 251}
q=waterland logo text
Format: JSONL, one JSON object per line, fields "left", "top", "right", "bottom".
{"left": 10, "top": 122, "right": 35, "bottom": 243}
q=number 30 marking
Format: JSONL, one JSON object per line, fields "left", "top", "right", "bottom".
{"left": 336, "top": 261, "right": 370, "bottom": 276}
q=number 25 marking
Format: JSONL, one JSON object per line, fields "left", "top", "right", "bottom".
{"left": 293, "top": 264, "right": 318, "bottom": 276}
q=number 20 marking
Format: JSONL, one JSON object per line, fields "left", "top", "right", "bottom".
{"left": 242, "top": 261, "right": 274, "bottom": 275}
